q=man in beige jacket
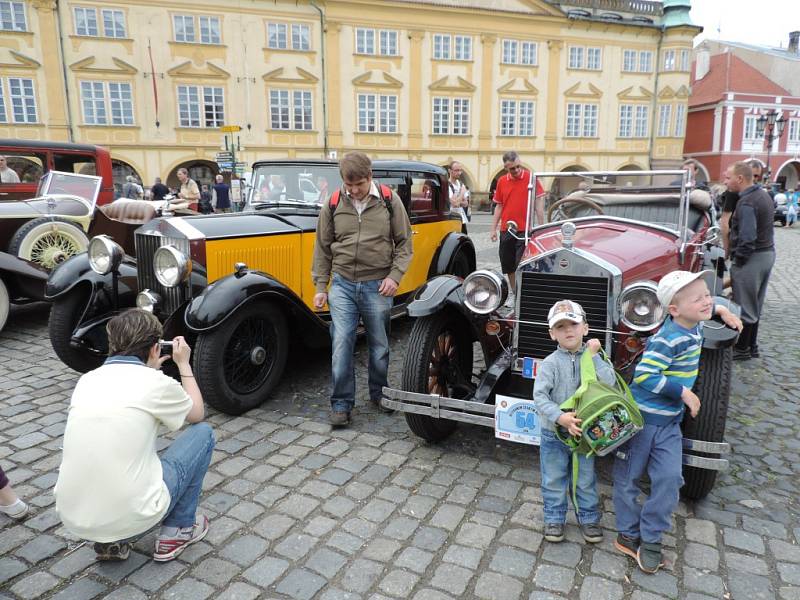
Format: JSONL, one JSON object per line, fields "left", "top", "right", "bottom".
{"left": 312, "top": 152, "right": 412, "bottom": 427}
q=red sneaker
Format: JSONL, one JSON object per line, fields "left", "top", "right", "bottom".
{"left": 153, "top": 515, "right": 209, "bottom": 562}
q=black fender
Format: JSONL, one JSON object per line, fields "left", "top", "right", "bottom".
{"left": 45, "top": 253, "right": 139, "bottom": 303}
{"left": 185, "top": 268, "right": 329, "bottom": 344}
{"left": 702, "top": 296, "right": 741, "bottom": 349}
{"left": 0, "top": 251, "right": 48, "bottom": 300}
{"left": 702, "top": 245, "right": 727, "bottom": 295}
{"left": 428, "top": 232, "right": 476, "bottom": 278}
{"left": 407, "top": 275, "right": 468, "bottom": 318}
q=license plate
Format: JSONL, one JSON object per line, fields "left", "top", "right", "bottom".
{"left": 494, "top": 394, "right": 541, "bottom": 446}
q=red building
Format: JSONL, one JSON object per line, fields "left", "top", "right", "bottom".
{"left": 684, "top": 48, "right": 800, "bottom": 189}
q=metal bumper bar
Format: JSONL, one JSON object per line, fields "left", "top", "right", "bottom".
{"left": 383, "top": 387, "right": 730, "bottom": 471}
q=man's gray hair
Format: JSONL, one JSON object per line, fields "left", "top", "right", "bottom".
{"left": 502, "top": 151, "right": 520, "bottom": 164}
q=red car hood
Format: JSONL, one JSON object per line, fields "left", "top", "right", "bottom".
{"left": 528, "top": 219, "right": 680, "bottom": 274}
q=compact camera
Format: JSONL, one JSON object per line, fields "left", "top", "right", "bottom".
{"left": 159, "top": 340, "right": 173, "bottom": 355}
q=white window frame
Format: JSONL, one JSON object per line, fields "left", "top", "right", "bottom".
{"left": 199, "top": 16, "right": 221, "bottom": 44}
{"left": 566, "top": 102, "right": 597, "bottom": 137}
{"left": 269, "top": 90, "right": 290, "bottom": 129}
{"left": 673, "top": 104, "right": 686, "bottom": 137}
{"left": 679, "top": 49, "right": 690, "bottom": 71}
{"left": 452, "top": 97, "right": 470, "bottom": 135}
{"left": 74, "top": 6, "right": 98, "bottom": 36}
{"left": 433, "top": 34, "right": 451, "bottom": 60}
{"left": 356, "top": 27, "right": 375, "bottom": 54}
{"left": 81, "top": 80, "right": 134, "bottom": 125}
{"left": 586, "top": 47, "right": 602, "bottom": 70}
{"left": 0, "top": 81, "right": 6, "bottom": 123}
{"left": 500, "top": 99, "right": 535, "bottom": 136}
{"left": 108, "top": 82, "right": 134, "bottom": 125}
{"left": 80, "top": 81, "right": 106, "bottom": 125}
{"left": 568, "top": 46, "right": 584, "bottom": 69}
{"left": 657, "top": 104, "right": 672, "bottom": 137}
{"left": 634, "top": 105, "right": 649, "bottom": 138}
{"left": 267, "top": 22, "right": 288, "bottom": 50}
{"left": 454, "top": 35, "right": 472, "bottom": 61}
{"left": 173, "top": 14, "right": 195, "bottom": 43}
{"left": 663, "top": 49, "right": 676, "bottom": 71}
{"left": 379, "top": 30, "right": 398, "bottom": 56}
{"left": 521, "top": 42, "right": 537, "bottom": 66}
{"left": 502, "top": 39, "right": 518, "bottom": 64}
{"left": 743, "top": 114, "right": 759, "bottom": 142}
{"left": 432, "top": 97, "right": 450, "bottom": 134}
{"left": 622, "top": 50, "right": 637, "bottom": 73}
{"left": 202, "top": 87, "right": 224, "bottom": 127}
{"left": 101, "top": 9, "right": 126, "bottom": 38}
{"left": 356, "top": 93, "right": 397, "bottom": 133}
{"left": 639, "top": 50, "right": 653, "bottom": 72}
{"left": 788, "top": 119, "right": 800, "bottom": 143}
{"left": 8, "top": 77, "right": 36, "bottom": 123}
{"left": 0, "top": 1, "right": 26, "bottom": 32}
{"left": 618, "top": 104, "right": 633, "bottom": 137}
{"left": 178, "top": 85, "right": 224, "bottom": 128}
{"left": 292, "top": 90, "right": 313, "bottom": 130}
{"left": 291, "top": 23, "right": 310, "bottom": 51}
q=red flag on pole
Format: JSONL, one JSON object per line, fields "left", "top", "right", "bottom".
{"left": 148, "top": 39, "right": 159, "bottom": 127}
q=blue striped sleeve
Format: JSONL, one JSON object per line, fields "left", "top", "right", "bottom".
{"left": 632, "top": 334, "right": 684, "bottom": 401}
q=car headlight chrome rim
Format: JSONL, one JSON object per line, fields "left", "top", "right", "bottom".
{"left": 618, "top": 281, "right": 664, "bottom": 331}
{"left": 88, "top": 235, "right": 123, "bottom": 275}
{"left": 463, "top": 270, "right": 507, "bottom": 315}
{"left": 153, "top": 245, "right": 191, "bottom": 288}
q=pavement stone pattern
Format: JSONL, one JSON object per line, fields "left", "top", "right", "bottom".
{"left": 1, "top": 222, "right": 800, "bottom": 599}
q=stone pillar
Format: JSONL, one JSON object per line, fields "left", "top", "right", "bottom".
{"left": 478, "top": 33, "right": 497, "bottom": 150}
{"left": 545, "top": 40, "right": 563, "bottom": 153}
{"left": 32, "top": 0, "right": 70, "bottom": 140}
{"left": 723, "top": 105, "right": 735, "bottom": 153}
{"left": 407, "top": 30, "right": 425, "bottom": 152}
{"left": 712, "top": 105, "right": 722, "bottom": 152}
{"left": 325, "top": 20, "right": 343, "bottom": 150}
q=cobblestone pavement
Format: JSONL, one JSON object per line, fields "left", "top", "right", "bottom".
{"left": 1, "top": 223, "right": 799, "bottom": 600}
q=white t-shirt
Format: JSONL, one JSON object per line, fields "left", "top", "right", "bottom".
{"left": 0, "top": 166, "right": 20, "bottom": 183}
{"left": 55, "top": 361, "right": 192, "bottom": 542}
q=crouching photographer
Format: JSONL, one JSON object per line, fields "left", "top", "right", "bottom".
{"left": 55, "top": 308, "right": 215, "bottom": 562}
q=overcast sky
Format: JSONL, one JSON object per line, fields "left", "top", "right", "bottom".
{"left": 690, "top": 0, "right": 797, "bottom": 48}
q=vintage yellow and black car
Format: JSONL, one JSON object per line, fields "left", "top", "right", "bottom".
{"left": 46, "top": 159, "right": 475, "bottom": 414}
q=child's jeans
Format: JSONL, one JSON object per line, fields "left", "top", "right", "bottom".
{"left": 539, "top": 429, "right": 601, "bottom": 525}
{"left": 613, "top": 421, "right": 683, "bottom": 544}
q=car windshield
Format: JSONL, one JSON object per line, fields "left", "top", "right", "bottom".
{"left": 35, "top": 170, "right": 102, "bottom": 209}
{"left": 246, "top": 164, "right": 342, "bottom": 211}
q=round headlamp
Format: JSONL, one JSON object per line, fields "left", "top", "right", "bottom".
{"left": 153, "top": 245, "right": 191, "bottom": 288}
{"left": 619, "top": 281, "right": 664, "bottom": 331}
{"left": 136, "top": 289, "right": 160, "bottom": 312}
{"left": 462, "top": 270, "right": 507, "bottom": 315}
{"left": 88, "top": 235, "right": 123, "bottom": 275}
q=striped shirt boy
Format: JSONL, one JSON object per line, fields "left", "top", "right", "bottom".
{"left": 629, "top": 317, "right": 702, "bottom": 426}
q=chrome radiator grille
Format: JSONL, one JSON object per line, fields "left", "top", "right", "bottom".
{"left": 516, "top": 272, "right": 610, "bottom": 360}
{"left": 135, "top": 232, "right": 191, "bottom": 315}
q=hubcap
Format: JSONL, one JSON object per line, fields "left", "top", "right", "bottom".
{"left": 250, "top": 346, "right": 266, "bottom": 365}
{"left": 223, "top": 316, "right": 276, "bottom": 395}
{"left": 30, "top": 231, "right": 84, "bottom": 269}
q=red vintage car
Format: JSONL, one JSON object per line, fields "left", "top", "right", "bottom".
{"left": 383, "top": 170, "right": 737, "bottom": 501}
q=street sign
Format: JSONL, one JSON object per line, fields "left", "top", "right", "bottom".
{"left": 220, "top": 125, "right": 241, "bottom": 133}
{"left": 216, "top": 152, "right": 233, "bottom": 159}
{"left": 234, "top": 162, "right": 247, "bottom": 168}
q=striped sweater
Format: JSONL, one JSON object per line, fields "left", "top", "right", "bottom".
{"left": 629, "top": 317, "right": 702, "bottom": 426}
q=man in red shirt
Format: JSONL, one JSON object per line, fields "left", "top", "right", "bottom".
{"left": 490, "top": 151, "right": 546, "bottom": 297}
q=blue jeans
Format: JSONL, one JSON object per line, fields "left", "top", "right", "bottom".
{"left": 160, "top": 423, "right": 215, "bottom": 529}
{"left": 539, "top": 429, "right": 601, "bottom": 525}
{"left": 328, "top": 273, "right": 393, "bottom": 413}
{"left": 613, "top": 421, "right": 683, "bottom": 544}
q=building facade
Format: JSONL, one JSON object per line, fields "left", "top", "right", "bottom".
{"left": 0, "top": 0, "right": 698, "bottom": 194}
{"left": 684, "top": 47, "right": 800, "bottom": 189}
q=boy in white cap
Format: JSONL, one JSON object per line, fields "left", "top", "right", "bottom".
{"left": 533, "top": 300, "right": 617, "bottom": 544}
{"left": 613, "top": 270, "right": 741, "bottom": 574}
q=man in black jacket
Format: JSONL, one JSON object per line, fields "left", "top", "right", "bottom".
{"left": 726, "top": 161, "right": 775, "bottom": 360}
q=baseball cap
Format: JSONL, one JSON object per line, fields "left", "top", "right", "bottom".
{"left": 547, "top": 300, "right": 586, "bottom": 328}
{"left": 656, "top": 270, "right": 712, "bottom": 308}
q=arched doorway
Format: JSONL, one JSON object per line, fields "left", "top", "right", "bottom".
{"left": 440, "top": 162, "right": 475, "bottom": 192}
{"left": 551, "top": 165, "right": 590, "bottom": 198}
{"left": 110, "top": 159, "right": 142, "bottom": 199}
{"left": 167, "top": 160, "right": 218, "bottom": 192}
{"left": 776, "top": 160, "right": 800, "bottom": 191}
{"left": 616, "top": 164, "right": 644, "bottom": 188}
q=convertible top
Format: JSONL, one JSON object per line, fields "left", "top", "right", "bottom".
{"left": 562, "top": 189, "right": 712, "bottom": 210}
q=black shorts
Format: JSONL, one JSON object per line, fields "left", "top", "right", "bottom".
{"left": 499, "top": 231, "right": 525, "bottom": 274}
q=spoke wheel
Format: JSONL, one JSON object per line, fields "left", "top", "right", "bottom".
{"left": 195, "top": 301, "right": 288, "bottom": 415}
{"left": 9, "top": 217, "right": 89, "bottom": 270}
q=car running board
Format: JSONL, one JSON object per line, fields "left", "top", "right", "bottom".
{"left": 383, "top": 387, "right": 730, "bottom": 471}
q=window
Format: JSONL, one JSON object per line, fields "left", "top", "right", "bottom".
{"left": 657, "top": 104, "right": 671, "bottom": 137}
{"left": 269, "top": 90, "right": 290, "bottom": 129}
{"left": 639, "top": 51, "right": 653, "bottom": 72}
{"left": 789, "top": 119, "right": 800, "bottom": 143}
{"left": 500, "top": 99, "right": 535, "bottom": 136}
{"left": 102, "top": 9, "right": 126, "bottom": 38}
{"left": 0, "top": 82, "right": 5, "bottom": 123}
{"left": 566, "top": 103, "right": 597, "bottom": 137}
{"left": 673, "top": 104, "right": 685, "bottom": 137}
{"left": 619, "top": 105, "right": 648, "bottom": 138}
{"left": 431, "top": 97, "right": 470, "bottom": 135}
{"left": 0, "top": 1, "right": 26, "bottom": 32}
{"left": 173, "top": 15, "right": 195, "bottom": 43}
{"left": 80, "top": 81, "right": 133, "bottom": 125}
{"left": 356, "top": 93, "right": 396, "bottom": 133}
{"left": 634, "top": 105, "right": 649, "bottom": 138}
{"left": 679, "top": 49, "right": 690, "bottom": 71}
{"left": 177, "top": 85, "right": 224, "bottom": 127}
{"left": 8, "top": 78, "right": 36, "bottom": 123}
{"left": 618, "top": 104, "right": 632, "bottom": 137}
{"left": 622, "top": 50, "right": 637, "bottom": 72}
{"left": 433, "top": 34, "right": 450, "bottom": 60}
{"left": 663, "top": 49, "right": 676, "bottom": 71}
{"left": 501, "top": 40, "right": 537, "bottom": 65}
{"left": 587, "top": 47, "right": 602, "bottom": 70}
{"left": 74, "top": 7, "right": 98, "bottom": 36}
{"left": 199, "top": 16, "right": 221, "bottom": 44}
{"left": 502, "top": 40, "right": 518, "bottom": 64}
{"left": 291, "top": 24, "right": 310, "bottom": 51}
{"left": 743, "top": 115, "right": 758, "bottom": 141}
{"left": 356, "top": 28, "right": 375, "bottom": 54}
{"left": 568, "top": 46, "right": 584, "bottom": 69}
{"left": 624, "top": 49, "right": 653, "bottom": 72}
{"left": 268, "top": 22, "right": 287, "bottom": 49}
{"left": 454, "top": 35, "right": 472, "bottom": 60}
{"left": 379, "top": 30, "right": 398, "bottom": 56}
{"left": 293, "top": 90, "right": 312, "bottom": 130}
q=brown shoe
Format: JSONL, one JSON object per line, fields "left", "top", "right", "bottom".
{"left": 330, "top": 411, "right": 351, "bottom": 427}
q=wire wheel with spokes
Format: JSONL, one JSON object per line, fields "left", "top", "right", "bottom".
{"left": 9, "top": 217, "right": 89, "bottom": 270}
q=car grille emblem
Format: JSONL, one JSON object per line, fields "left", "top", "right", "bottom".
{"left": 559, "top": 258, "right": 569, "bottom": 269}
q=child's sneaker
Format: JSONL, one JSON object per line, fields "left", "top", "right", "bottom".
{"left": 0, "top": 498, "right": 28, "bottom": 520}
{"left": 544, "top": 523, "right": 565, "bottom": 543}
{"left": 580, "top": 523, "right": 603, "bottom": 543}
{"left": 153, "top": 515, "right": 209, "bottom": 562}
{"left": 636, "top": 541, "right": 664, "bottom": 574}
{"left": 94, "top": 541, "right": 131, "bottom": 561}
{"left": 614, "top": 533, "right": 639, "bottom": 559}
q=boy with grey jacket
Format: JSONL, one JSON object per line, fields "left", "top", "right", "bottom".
{"left": 534, "top": 300, "right": 617, "bottom": 543}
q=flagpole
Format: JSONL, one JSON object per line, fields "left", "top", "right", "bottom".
{"left": 148, "top": 38, "right": 160, "bottom": 128}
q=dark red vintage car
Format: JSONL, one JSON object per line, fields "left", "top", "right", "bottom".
{"left": 383, "top": 170, "right": 737, "bottom": 501}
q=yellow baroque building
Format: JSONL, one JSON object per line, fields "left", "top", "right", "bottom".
{"left": 0, "top": 0, "right": 699, "bottom": 194}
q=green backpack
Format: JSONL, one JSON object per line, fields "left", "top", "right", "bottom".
{"left": 554, "top": 350, "right": 643, "bottom": 506}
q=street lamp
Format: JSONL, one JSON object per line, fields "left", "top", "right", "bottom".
{"left": 755, "top": 109, "right": 787, "bottom": 185}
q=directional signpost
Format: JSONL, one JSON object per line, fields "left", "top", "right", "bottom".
{"left": 217, "top": 125, "right": 243, "bottom": 174}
